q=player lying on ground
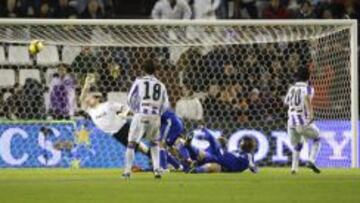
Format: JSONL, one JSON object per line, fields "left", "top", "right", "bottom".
{"left": 124, "top": 59, "right": 170, "bottom": 179}
{"left": 183, "top": 127, "right": 258, "bottom": 173}
{"left": 284, "top": 67, "right": 321, "bottom": 174}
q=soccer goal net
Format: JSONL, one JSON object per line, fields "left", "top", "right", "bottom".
{"left": 0, "top": 19, "right": 357, "bottom": 168}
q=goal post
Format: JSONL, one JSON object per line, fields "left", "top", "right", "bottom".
{"left": 350, "top": 21, "right": 358, "bottom": 168}
{"left": 0, "top": 19, "right": 357, "bottom": 168}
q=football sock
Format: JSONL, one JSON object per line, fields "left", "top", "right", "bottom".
{"left": 151, "top": 145, "right": 161, "bottom": 171}
{"left": 309, "top": 139, "right": 320, "bottom": 164}
{"left": 178, "top": 143, "right": 190, "bottom": 160}
{"left": 160, "top": 149, "right": 167, "bottom": 169}
{"left": 124, "top": 146, "right": 135, "bottom": 174}
{"left": 291, "top": 150, "right": 300, "bottom": 172}
{"left": 166, "top": 152, "right": 181, "bottom": 169}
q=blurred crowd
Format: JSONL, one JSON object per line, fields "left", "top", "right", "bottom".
{"left": 0, "top": 35, "right": 351, "bottom": 133}
{"left": 0, "top": 0, "right": 358, "bottom": 20}
{"left": 0, "top": 0, "right": 357, "bottom": 133}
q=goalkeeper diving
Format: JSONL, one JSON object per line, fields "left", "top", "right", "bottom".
{"left": 79, "top": 74, "right": 150, "bottom": 160}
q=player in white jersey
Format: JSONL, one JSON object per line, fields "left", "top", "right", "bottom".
{"left": 124, "top": 60, "right": 169, "bottom": 179}
{"left": 284, "top": 67, "right": 321, "bottom": 174}
{"left": 79, "top": 74, "right": 150, "bottom": 160}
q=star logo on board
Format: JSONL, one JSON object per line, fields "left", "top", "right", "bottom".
{"left": 75, "top": 127, "right": 90, "bottom": 146}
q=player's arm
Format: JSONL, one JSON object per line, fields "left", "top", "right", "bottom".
{"left": 304, "top": 86, "right": 315, "bottom": 124}
{"left": 79, "top": 74, "right": 95, "bottom": 110}
{"left": 304, "top": 94, "right": 314, "bottom": 124}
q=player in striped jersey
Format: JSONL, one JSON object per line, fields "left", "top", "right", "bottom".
{"left": 284, "top": 67, "right": 321, "bottom": 174}
{"left": 124, "top": 60, "right": 169, "bottom": 179}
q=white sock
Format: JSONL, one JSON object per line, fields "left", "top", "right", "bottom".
{"left": 150, "top": 145, "right": 160, "bottom": 172}
{"left": 124, "top": 147, "right": 135, "bottom": 174}
{"left": 309, "top": 140, "right": 320, "bottom": 164}
{"left": 292, "top": 151, "right": 300, "bottom": 172}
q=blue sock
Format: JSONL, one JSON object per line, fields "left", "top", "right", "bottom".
{"left": 166, "top": 152, "right": 181, "bottom": 169}
{"left": 178, "top": 143, "right": 190, "bottom": 160}
{"left": 160, "top": 149, "right": 167, "bottom": 169}
{"left": 186, "top": 145, "right": 200, "bottom": 160}
{"left": 194, "top": 166, "right": 206, "bottom": 173}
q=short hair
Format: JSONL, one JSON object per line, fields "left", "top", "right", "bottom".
{"left": 295, "top": 67, "right": 310, "bottom": 82}
{"left": 142, "top": 59, "right": 156, "bottom": 75}
{"left": 240, "top": 136, "right": 256, "bottom": 153}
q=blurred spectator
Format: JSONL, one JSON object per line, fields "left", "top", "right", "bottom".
{"left": 320, "top": 7, "right": 333, "bottom": 19}
{"left": 287, "top": 0, "right": 301, "bottom": 12}
{"left": 151, "top": 0, "right": 192, "bottom": 19}
{"left": 20, "top": 78, "right": 46, "bottom": 119}
{"left": 233, "top": 0, "right": 258, "bottom": 19}
{"left": 343, "top": 0, "right": 359, "bottom": 20}
{"left": 53, "top": 0, "right": 78, "bottom": 18}
{"left": 216, "top": 0, "right": 229, "bottom": 19}
{"left": 296, "top": 0, "right": 316, "bottom": 19}
{"left": 39, "top": 2, "right": 52, "bottom": 18}
{"left": 81, "top": 0, "right": 104, "bottom": 19}
{"left": 71, "top": 47, "right": 97, "bottom": 82}
{"left": 1, "top": 0, "right": 21, "bottom": 17}
{"left": 2, "top": 83, "right": 22, "bottom": 119}
{"left": 191, "top": 0, "right": 220, "bottom": 19}
{"left": 262, "top": 0, "right": 290, "bottom": 19}
{"left": 49, "top": 64, "right": 76, "bottom": 119}
{"left": 75, "top": 0, "right": 106, "bottom": 14}
{"left": 97, "top": 48, "right": 128, "bottom": 93}
{"left": 175, "top": 86, "right": 204, "bottom": 121}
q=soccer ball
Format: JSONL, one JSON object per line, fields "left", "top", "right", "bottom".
{"left": 28, "top": 40, "right": 44, "bottom": 55}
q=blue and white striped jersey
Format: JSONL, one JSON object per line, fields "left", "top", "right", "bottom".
{"left": 284, "top": 82, "right": 314, "bottom": 127}
{"left": 127, "top": 75, "right": 169, "bottom": 116}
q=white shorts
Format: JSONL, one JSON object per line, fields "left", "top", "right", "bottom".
{"left": 128, "top": 114, "right": 161, "bottom": 143}
{"left": 288, "top": 123, "right": 320, "bottom": 146}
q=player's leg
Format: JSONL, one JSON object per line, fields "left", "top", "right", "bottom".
{"left": 303, "top": 124, "right": 321, "bottom": 173}
{"left": 123, "top": 116, "right": 144, "bottom": 178}
{"left": 201, "top": 128, "right": 223, "bottom": 157}
{"left": 289, "top": 126, "right": 303, "bottom": 174}
{"left": 189, "top": 163, "right": 222, "bottom": 173}
{"left": 113, "top": 120, "right": 150, "bottom": 156}
{"left": 146, "top": 118, "right": 162, "bottom": 178}
{"left": 160, "top": 148, "right": 182, "bottom": 170}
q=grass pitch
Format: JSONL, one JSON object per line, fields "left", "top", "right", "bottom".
{"left": 0, "top": 168, "right": 359, "bottom": 203}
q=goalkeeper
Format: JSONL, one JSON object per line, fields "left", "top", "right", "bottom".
{"left": 79, "top": 74, "right": 150, "bottom": 156}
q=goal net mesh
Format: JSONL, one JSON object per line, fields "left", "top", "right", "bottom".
{"left": 0, "top": 21, "right": 355, "bottom": 168}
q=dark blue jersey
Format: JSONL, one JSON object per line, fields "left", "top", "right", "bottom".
{"left": 199, "top": 128, "right": 251, "bottom": 172}
{"left": 160, "top": 110, "right": 184, "bottom": 146}
{"left": 217, "top": 151, "right": 250, "bottom": 172}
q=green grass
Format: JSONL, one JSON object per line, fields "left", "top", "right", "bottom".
{"left": 0, "top": 168, "right": 359, "bottom": 203}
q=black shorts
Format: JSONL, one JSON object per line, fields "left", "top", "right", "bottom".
{"left": 112, "top": 119, "right": 131, "bottom": 147}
